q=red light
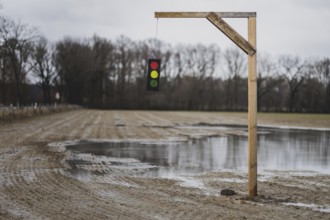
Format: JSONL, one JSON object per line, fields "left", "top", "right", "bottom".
{"left": 150, "top": 61, "right": 158, "bottom": 69}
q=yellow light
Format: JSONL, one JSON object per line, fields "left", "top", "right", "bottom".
{"left": 150, "top": 70, "right": 159, "bottom": 79}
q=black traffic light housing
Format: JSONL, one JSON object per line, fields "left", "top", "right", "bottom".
{"left": 147, "top": 59, "right": 161, "bottom": 91}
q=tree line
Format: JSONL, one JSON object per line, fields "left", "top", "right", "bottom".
{"left": 1, "top": 15, "right": 330, "bottom": 112}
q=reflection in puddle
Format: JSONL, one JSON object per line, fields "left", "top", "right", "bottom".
{"left": 65, "top": 127, "right": 330, "bottom": 178}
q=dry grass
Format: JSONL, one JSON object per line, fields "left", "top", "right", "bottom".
{"left": 0, "top": 105, "right": 80, "bottom": 122}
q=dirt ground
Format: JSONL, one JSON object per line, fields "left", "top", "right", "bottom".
{"left": 0, "top": 110, "right": 329, "bottom": 219}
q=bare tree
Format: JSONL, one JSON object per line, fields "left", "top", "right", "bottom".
{"left": 0, "top": 39, "right": 12, "bottom": 104}
{"left": 313, "top": 58, "right": 330, "bottom": 112}
{"left": 30, "top": 37, "right": 56, "bottom": 105}
{"left": 257, "top": 53, "right": 284, "bottom": 111}
{"left": 55, "top": 37, "right": 93, "bottom": 105}
{"left": 90, "top": 35, "right": 114, "bottom": 108}
{"left": 222, "top": 47, "right": 247, "bottom": 110}
{"left": 169, "top": 44, "right": 220, "bottom": 109}
{"left": 0, "top": 16, "right": 38, "bottom": 106}
{"left": 278, "top": 55, "right": 307, "bottom": 112}
{"left": 112, "top": 36, "right": 134, "bottom": 107}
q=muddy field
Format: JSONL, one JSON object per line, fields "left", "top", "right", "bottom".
{"left": 0, "top": 110, "right": 329, "bottom": 219}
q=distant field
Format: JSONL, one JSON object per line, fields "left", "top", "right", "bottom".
{"left": 257, "top": 112, "right": 330, "bottom": 128}
{"left": 1, "top": 108, "right": 329, "bottom": 129}
{"left": 1, "top": 108, "right": 329, "bottom": 128}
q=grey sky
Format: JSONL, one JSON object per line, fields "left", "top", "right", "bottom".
{"left": 1, "top": 0, "right": 330, "bottom": 58}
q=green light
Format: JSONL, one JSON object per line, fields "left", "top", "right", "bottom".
{"left": 150, "top": 80, "right": 158, "bottom": 88}
{"left": 151, "top": 70, "right": 159, "bottom": 79}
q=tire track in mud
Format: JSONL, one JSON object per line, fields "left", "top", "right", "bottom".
{"left": 50, "top": 110, "right": 93, "bottom": 140}
{"left": 32, "top": 111, "right": 81, "bottom": 138}
{"left": 1, "top": 141, "right": 132, "bottom": 219}
{"left": 99, "top": 111, "right": 112, "bottom": 139}
{"left": 1, "top": 147, "right": 49, "bottom": 219}
{"left": 90, "top": 175, "right": 183, "bottom": 218}
{"left": 58, "top": 112, "right": 205, "bottom": 219}
{"left": 132, "top": 112, "right": 165, "bottom": 126}
{"left": 130, "top": 111, "right": 211, "bottom": 140}
{"left": 1, "top": 110, "right": 330, "bottom": 219}
{"left": 0, "top": 111, "right": 96, "bottom": 218}
{"left": 56, "top": 123, "right": 226, "bottom": 219}
{"left": 91, "top": 175, "right": 228, "bottom": 219}
{"left": 80, "top": 111, "right": 102, "bottom": 139}
{"left": 111, "top": 111, "right": 137, "bottom": 139}
{"left": 0, "top": 110, "right": 178, "bottom": 219}
{"left": 71, "top": 110, "right": 112, "bottom": 139}
{"left": 131, "top": 112, "right": 179, "bottom": 139}
{"left": 0, "top": 110, "right": 86, "bottom": 146}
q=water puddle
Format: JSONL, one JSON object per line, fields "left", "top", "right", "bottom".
{"left": 64, "top": 126, "right": 330, "bottom": 179}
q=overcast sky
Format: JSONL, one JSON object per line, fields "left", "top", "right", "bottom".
{"left": 1, "top": 0, "right": 330, "bottom": 58}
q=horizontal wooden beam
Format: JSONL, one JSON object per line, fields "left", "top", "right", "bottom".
{"left": 206, "top": 12, "right": 256, "bottom": 56}
{"left": 155, "top": 12, "right": 256, "bottom": 18}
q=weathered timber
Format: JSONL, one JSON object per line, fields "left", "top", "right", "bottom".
{"left": 155, "top": 12, "right": 256, "bottom": 18}
{"left": 248, "top": 16, "right": 257, "bottom": 198}
{"left": 206, "top": 12, "right": 256, "bottom": 56}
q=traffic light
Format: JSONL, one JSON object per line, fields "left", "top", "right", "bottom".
{"left": 147, "top": 59, "right": 161, "bottom": 91}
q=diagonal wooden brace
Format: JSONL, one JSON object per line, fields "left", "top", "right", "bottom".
{"left": 206, "top": 12, "right": 256, "bottom": 56}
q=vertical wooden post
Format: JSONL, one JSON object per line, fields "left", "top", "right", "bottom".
{"left": 248, "top": 16, "right": 257, "bottom": 197}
